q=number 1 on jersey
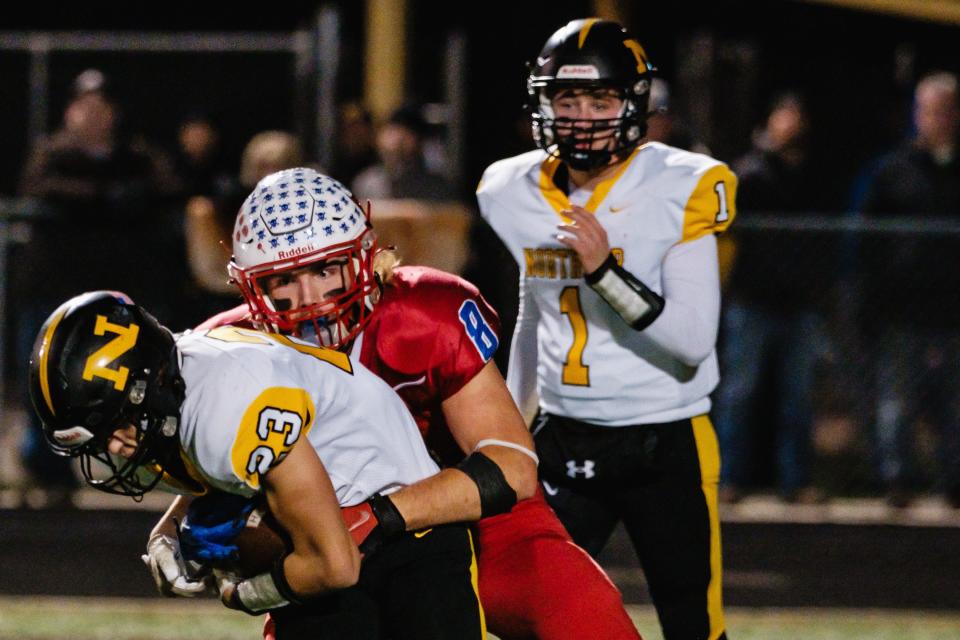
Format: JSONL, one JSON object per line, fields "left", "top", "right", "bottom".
{"left": 560, "top": 286, "right": 589, "bottom": 386}
{"left": 714, "top": 181, "right": 729, "bottom": 223}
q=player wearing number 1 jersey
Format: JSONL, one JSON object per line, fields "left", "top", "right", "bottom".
{"left": 478, "top": 19, "right": 736, "bottom": 640}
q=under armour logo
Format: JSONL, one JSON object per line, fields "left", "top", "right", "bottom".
{"left": 566, "top": 459, "right": 596, "bottom": 479}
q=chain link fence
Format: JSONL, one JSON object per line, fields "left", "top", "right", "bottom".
{"left": 4, "top": 206, "right": 960, "bottom": 504}
{"left": 718, "top": 214, "right": 960, "bottom": 504}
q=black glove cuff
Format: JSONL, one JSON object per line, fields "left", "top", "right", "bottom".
{"left": 367, "top": 493, "right": 406, "bottom": 538}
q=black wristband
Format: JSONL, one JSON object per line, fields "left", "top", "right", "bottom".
{"left": 270, "top": 555, "right": 303, "bottom": 606}
{"left": 228, "top": 584, "right": 254, "bottom": 615}
{"left": 457, "top": 451, "right": 517, "bottom": 518}
{"left": 367, "top": 493, "right": 406, "bottom": 538}
{"left": 584, "top": 253, "right": 617, "bottom": 285}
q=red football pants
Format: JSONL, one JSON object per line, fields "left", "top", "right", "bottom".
{"left": 475, "top": 488, "right": 640, "bottom": 639}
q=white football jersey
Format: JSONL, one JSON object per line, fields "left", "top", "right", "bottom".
{"left": 477, "top": 142, "right": 737, "bottom": 426}
{"left": 173, "top": 326, "right": 439, "bottom": 504}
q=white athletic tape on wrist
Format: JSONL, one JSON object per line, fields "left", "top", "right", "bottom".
{"left": 237, "top": 572, "right": 290, "bottom": 613}
{"left": 592, "top": 268, "right": 652, "bottom": 325}
{"left": 474, "top": 438, "right": 540, "bottom": 466}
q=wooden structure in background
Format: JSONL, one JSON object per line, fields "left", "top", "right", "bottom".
{"left": 367, "top": 199, "right": 472, "bottom": 275}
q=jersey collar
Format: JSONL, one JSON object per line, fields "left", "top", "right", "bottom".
{"left": 538, "top": 146, "right": 641, "bottom": 222}
{"left": 149, "top": 447, "right": 210, "bottom": 496}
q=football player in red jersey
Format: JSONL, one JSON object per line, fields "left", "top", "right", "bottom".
{"left": 149, "top": 167, "right": 640, "bottom": 639}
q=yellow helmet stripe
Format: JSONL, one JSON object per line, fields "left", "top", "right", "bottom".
{"left": 578, "top": 18, "right": 600, "bottom": 49}
{"left": 624, "top": 39, "right": 650, "bottom": 72}
{"left": 38, "top": 307, "right": 68, "bottom": 416}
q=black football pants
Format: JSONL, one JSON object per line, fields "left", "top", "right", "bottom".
{"left": 534, "top": 412, "right": 728, "bottom": 640}
{"left": 272, "top": 523, "right": 484, "bottom": 640}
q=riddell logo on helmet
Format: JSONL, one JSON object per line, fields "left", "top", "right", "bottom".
{"left": 278, "top": 245, "right": 317, "bottom": 259}
{"left": 556, "top": 65, "right": 600, "bottom": 79}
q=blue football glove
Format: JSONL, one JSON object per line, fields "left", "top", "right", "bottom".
{"left": 178, "top": 492, "right": 259, "bottom": 564}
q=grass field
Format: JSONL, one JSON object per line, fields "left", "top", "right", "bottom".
{"left": 1, "top": 597, "right": 958, "bottom": 640}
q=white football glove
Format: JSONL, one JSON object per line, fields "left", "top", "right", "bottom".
{"left": 141, "top": 534, "right": 214, "bottom": 597}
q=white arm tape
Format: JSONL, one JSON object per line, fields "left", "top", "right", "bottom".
{"left": 585, "top": 254, "right": 665, "bottom": 330}
{"left": 237, "top": 572, "right": 290, "bottom": 613}
{"left": 474, "top": 438, "right": 540, "bottom": 466}
{"left": 592, "top": 268, "right": 652, "bottom": 324}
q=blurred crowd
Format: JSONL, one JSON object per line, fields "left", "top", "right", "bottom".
{"left": 4, "top": 69, "right": 454, "bottom": 504}
{"left": 4, "top": 65, "right": 960, "bottom": 511}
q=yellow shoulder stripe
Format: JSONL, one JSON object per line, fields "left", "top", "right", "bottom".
{"left": 681, "top": 164, "right": 738, "bottom": 243}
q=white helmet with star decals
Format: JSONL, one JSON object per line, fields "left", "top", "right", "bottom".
{"left": 228, "top": 167, "right": 379, "bottom": 347}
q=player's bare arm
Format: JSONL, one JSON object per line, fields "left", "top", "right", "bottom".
{"left": 150, "top": 495, "right": 192, "bottom": 540}
{"left": 442, "top": 361, "right": 538, "bottom": 500}
{"left": 261, "top": 437, "right": 360, "bottom": 596}
{"left": 389, "top": 361, "right": 539, "bottom": 530}
{"left": 219, "top": 437, "right": 360, "bottom": 613}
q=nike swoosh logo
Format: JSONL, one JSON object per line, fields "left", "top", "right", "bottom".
{"left": 414, "top": 528, "right": 433, "bottom": 538}
{"left": 346, "top": 511, "right": 371, "bottom": 531}
{"left": 609, "top": 204, "right": 629, "bottom": 213}
{"left": 536, "top": 56, "right": 550, "bottom": 67}
{"left": 541, "top": 480, "right": 559, "bottom": 496}
{"left": 393, "top": 375, "right": 427, "bottom": 391}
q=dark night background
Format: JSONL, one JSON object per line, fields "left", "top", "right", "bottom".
{"left": 2, "top": 0, "right": 959, "bottom": 205}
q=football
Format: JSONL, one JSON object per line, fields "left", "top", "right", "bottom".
{"left": 230, "top": 507, "right": 290, "bottom": 578}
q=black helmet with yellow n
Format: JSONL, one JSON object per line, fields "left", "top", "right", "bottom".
{"left": 29, "top": 291, "right": 184, "bottom": 498}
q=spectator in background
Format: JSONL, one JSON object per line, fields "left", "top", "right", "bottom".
{"left": 14, "top": 68, "right": 182, "bottom": 504}
{"left": 20, "top": 69, "right": 181, "bottom": 211}
{"left": 853, "top": 71, "right": 960, "bottom": 508}
{"left": 645, "top": 78, "right": 711, "bottom": 154}
{"left": 171, "top": 110, "right": 233, "bottom": 199}
{"left": 238, "top": 130, "right": 309, "bottom": 192}
{"left": 182, "top": 130, "right": 307, "bottom": 322}
{"left": 713, "top": 92, "right": 831, "bottom": 504}
{"left": 331, "top": 101, "right": 378, "bottom": 187}
{"left": 351, "top": 104, "right": 454, "bottom": 201}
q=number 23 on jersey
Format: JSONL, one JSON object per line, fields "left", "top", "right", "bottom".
{"left": 205, "top": 327, "right": 326, "bottom": 489}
